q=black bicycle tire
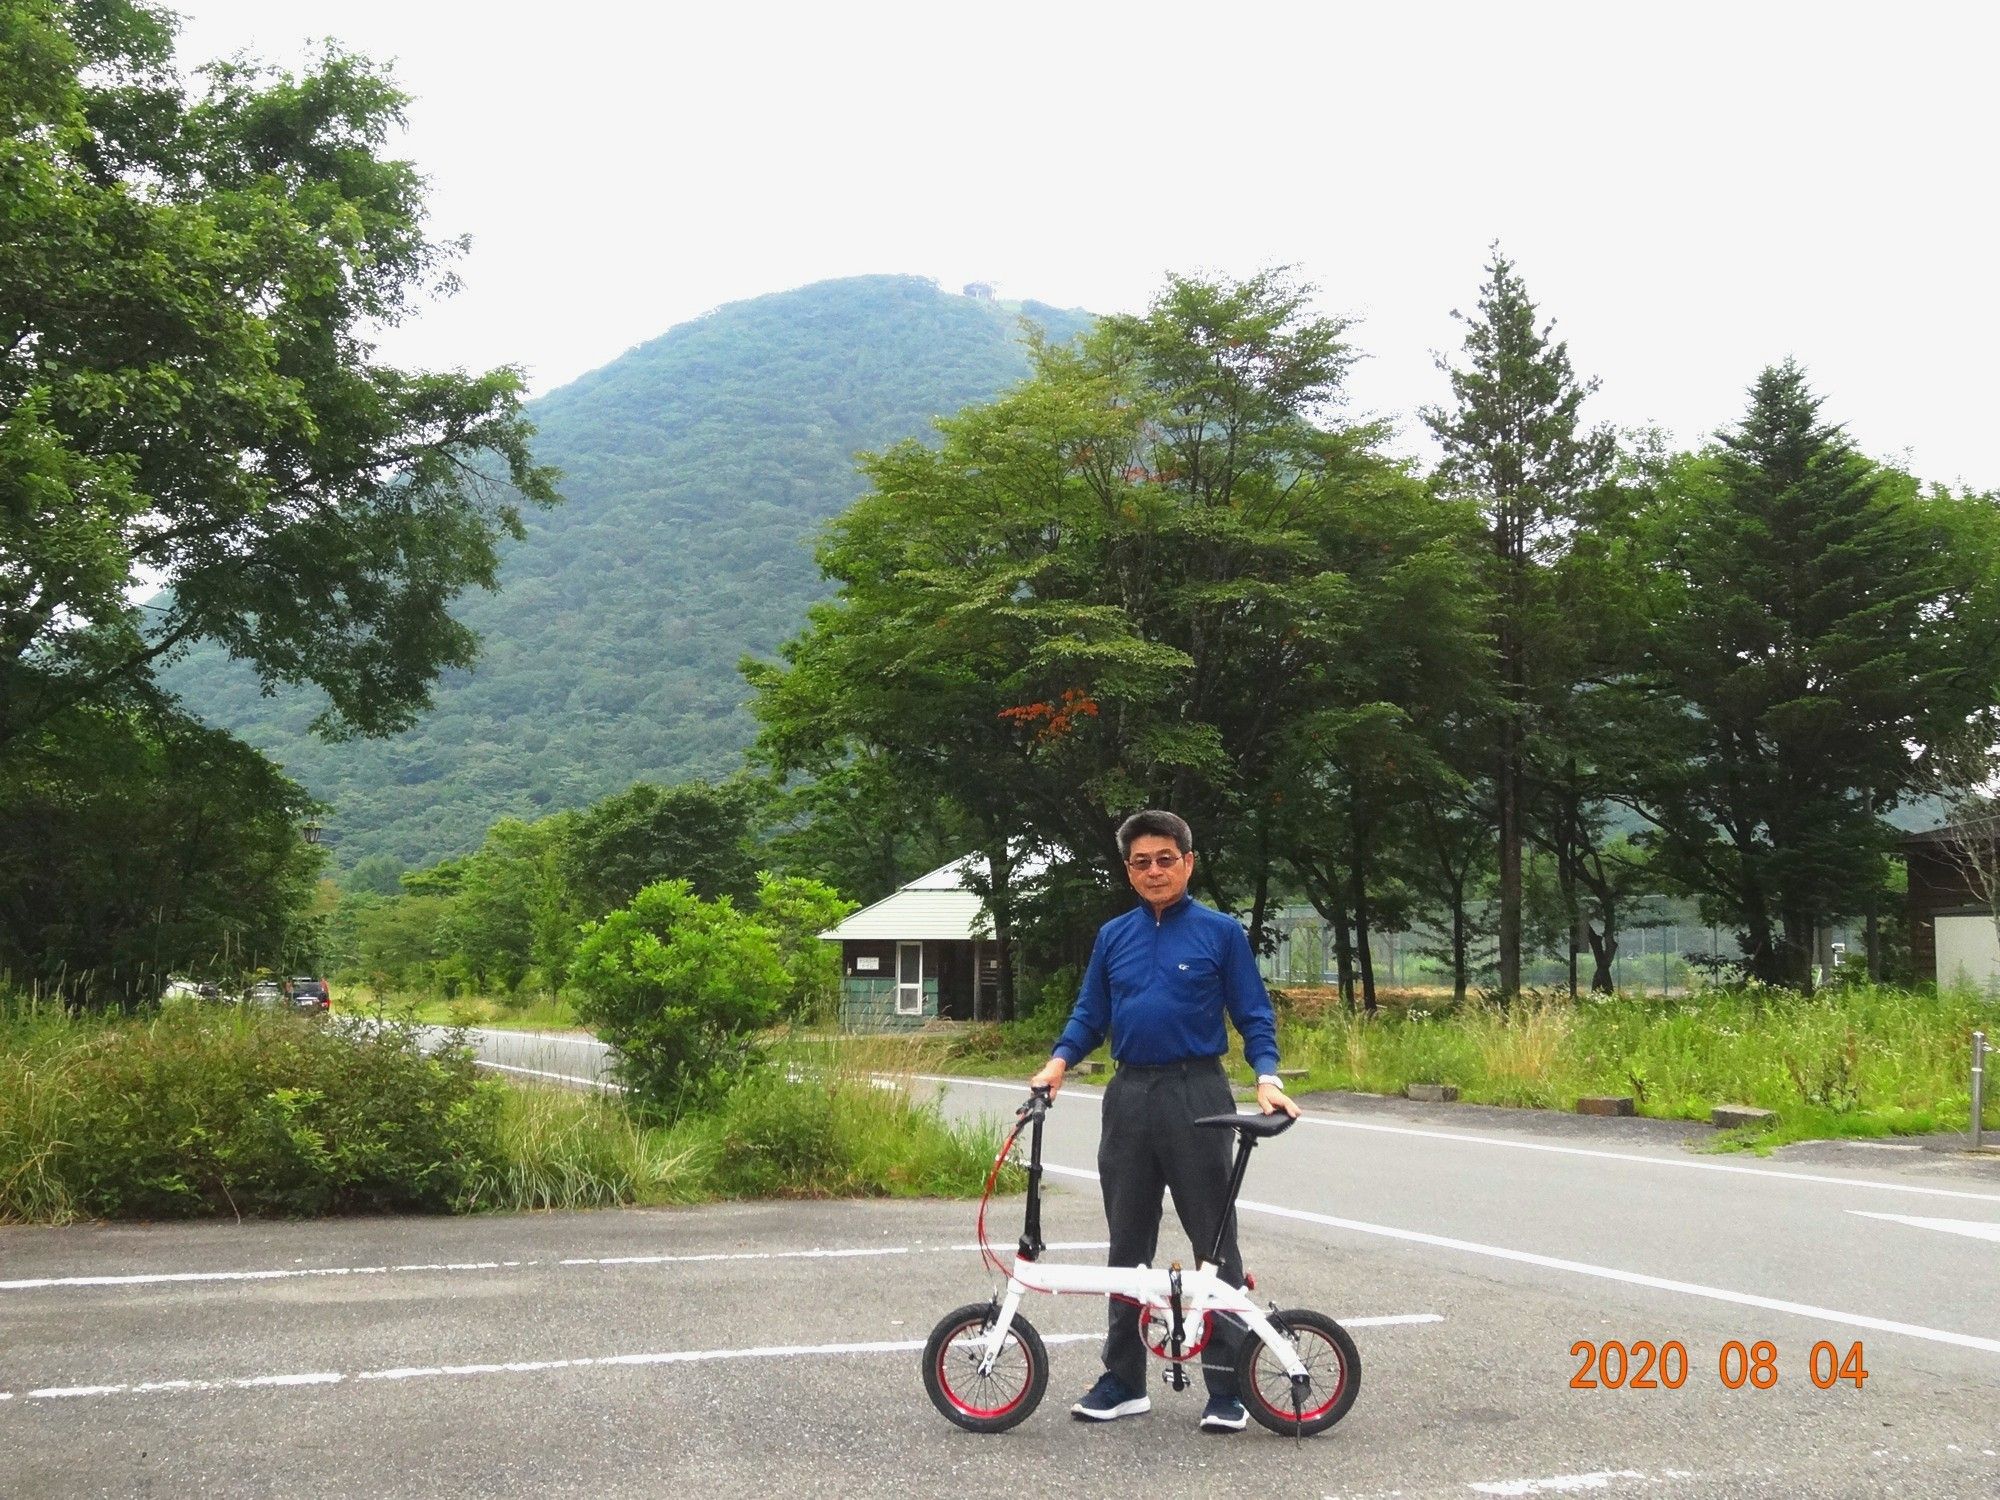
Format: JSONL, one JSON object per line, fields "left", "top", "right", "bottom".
{"left": 921, "top": 1302, "right": 1049, "bottom": 1433}
{"left": 1235, "top": 1307, "right": 1360, "bottom": 1437}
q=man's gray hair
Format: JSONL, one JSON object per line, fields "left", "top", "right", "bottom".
{"left": 1116, "top": 809, "right": 1193, "bottom": 858}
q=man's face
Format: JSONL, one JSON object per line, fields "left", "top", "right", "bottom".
{"left": 1124, "top": 833, "right": 1194, "bottom": 909}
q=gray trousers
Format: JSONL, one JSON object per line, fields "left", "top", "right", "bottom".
{"left": 1096, "top": 1059, "right": 1244, "bottom": 1398}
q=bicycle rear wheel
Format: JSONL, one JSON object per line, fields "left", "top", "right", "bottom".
{"left": 921, "top": 1303, "right": 1048, "bottom": 1432}
{"left": 1236, "top": 1308, "right": 1359, "bottom": 1437}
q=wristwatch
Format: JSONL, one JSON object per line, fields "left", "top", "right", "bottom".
{"left": 1256, "top": 1073, "right": 1284, "bottom": 1089}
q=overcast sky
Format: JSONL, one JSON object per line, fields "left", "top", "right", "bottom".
{"left": 169, "top": 1, "right": 1997, "bottom": 484}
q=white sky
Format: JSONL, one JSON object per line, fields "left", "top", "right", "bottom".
{"left": 169, "top": 0, "right": 1998, "bottom": 485}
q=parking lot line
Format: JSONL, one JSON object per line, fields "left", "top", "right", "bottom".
{"left": 0, "top": 1315, "right": 1442, "bottom": 1406}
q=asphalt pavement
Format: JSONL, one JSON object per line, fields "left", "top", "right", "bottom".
{"left": 3, "top": 1030, "right": 1997, "bottom": 1498}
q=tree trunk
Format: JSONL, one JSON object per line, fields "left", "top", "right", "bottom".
{"left": 1246, "top": 819, "right": 1273, "bottom": 960}
{"left": 1739, "top": 877, "right": 1781, "bottom": 986}
{"left": 1585, "top": 922, "right": 1616, "bottom": 993}
{"left": 1496, "top": 711, "right": 1522, "bottom": 1001}
{"left": 987, "top": 844, "right": 1017, "bottom": 1022}
{"left": 1780, "top": 908, "right": 1816, "bottom": 993}
{"left": 1349, "top": 862, "right": 1377, "bottom": 1015}
{"left": 1331, "top": 903, "right": 1355, "bottom": 1009}
{"left": 1449, "top": 871, "right": 1470, "bottom": 1004}
{"left": 1865, "top": 891, "right": 1881, "bottom": 983}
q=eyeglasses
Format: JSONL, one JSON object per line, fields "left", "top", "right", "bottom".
{"left": 1125, "top": 851, "right": 1187, "bottom": 872}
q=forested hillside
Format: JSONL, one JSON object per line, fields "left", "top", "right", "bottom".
{"left": 163, "top": 277, "right": 1091, "bottom": 867}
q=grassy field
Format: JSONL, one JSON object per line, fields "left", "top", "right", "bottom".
{"left": 331, "top": 988, "right": 583, "bottom": 1032}
{"left": 0, "top": 1001, "right": 1009, "bottom": 1225}
{"left": 831, "top": 983, "right": 2000, "bottom": 1151}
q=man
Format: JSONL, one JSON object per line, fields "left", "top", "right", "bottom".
{"left": 1030, "top": 809, "right": 1298, "bottom": 1434}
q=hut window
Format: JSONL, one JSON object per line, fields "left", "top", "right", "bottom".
{"left": 896, "top": 942, "right": 924, "bottom": 1015}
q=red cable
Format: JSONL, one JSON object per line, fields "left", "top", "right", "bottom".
{"left": 975, "top": 1113, "right": 1029, "bottom": 1277}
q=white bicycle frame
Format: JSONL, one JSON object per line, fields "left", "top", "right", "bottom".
{"left": 974, "top": 1088, "right": 1309, "bottom": 1383}
{"left": 978, "top": 1257, "right": 1309, "bottom": 1380}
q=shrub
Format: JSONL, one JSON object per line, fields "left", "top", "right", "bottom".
{"left": 569, "top": 880, "right": 790, "bottom": 1118}
{"left": 752, "top": 873, "right": 856, "bottom": 1025}
{"left": 687, "top": 1067, "right": 1011, "bottom": 1199}
{"left": 0, "top": 1008, "right": 500, "bottom": 1222}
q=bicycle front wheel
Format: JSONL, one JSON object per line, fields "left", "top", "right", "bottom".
{"left": 921, "top": 1303, "right": 1048, "bottom": 1433}
{"left": 1237, "top": 1308, "right": 1360, "bottom": 1437}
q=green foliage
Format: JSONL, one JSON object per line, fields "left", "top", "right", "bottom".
{"left": 569, "top": 880, "right": 789, "bottom": 1115}
{"left": 164, "top": 277, "right": 1090, "bottom": 868}
{"left": 1628, "top": 364, "right": 2000, "bottom": 984}
{"left": 463, "top": 1083, "right": 700, "bottom": 1212}
{"left": 0, "top": 1002, "right": 1008, "bottom": 1222}
{"left": 0, "top": 0, "right": 557, "bottom": 752}
{"left": 751, "top": 873, "right": 856, "bottom": 1022}
{"left": 749, "top": 268, "right": 1491, "bottom": 1007}
{"left": 1420, "top": 245, "right": 1619, "bottom": 999}
{"left": 0, "top": 0, "right": 554, "bottom": 1001}
{"left": 0, "top": 1007, "right": 499, "bottom": 1221}
{"left": 437, "top": 814, "right": 580, "bottom": 992}
{"left": 677, "top": 1068, "right": 1008, "bottom": 1199}
{"left": 0, "top": 700, "right": 322, "bottom": 1001}
{"left": 564, "top": 777, "right": 763, "bottom": 911}
{"left": 1297, "top": 984, "right": 2000, "bottom": 1144}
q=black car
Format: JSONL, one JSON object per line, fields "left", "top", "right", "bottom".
{"left": 285, "top": 977, "right": 332, "bottom": 1013}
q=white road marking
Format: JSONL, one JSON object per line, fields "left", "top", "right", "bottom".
{"left": 1468, "top": 1471, "right": 1690, "bottom": 1496}
{"left": 0, "top": 1316, "right": 1442, "bottom": 1406}
{"left": 1849, "top": 1211, "right": 2000, "bottom": 1245}
{"left": 0, "top": 1334, "right": 1096, "bottom": 1405}
{"left": 1035, "top": 1161, "right": 2000, "bottom": 1357}
{"left": 0, "top": 1241, "right": 1113, "bottom": 1295}
{"left": 467, "top": 1029, "right": 603, "bottom": 1047}
{"left": 471, "top": 1059, "right": 625, "bottom": 1091}
{"left": 563, "top": 1246, "right": 913, "bottom": 1267}
{"left": 1340, "top": 1314, "right": 1444, "bottom": 1329}
{"left": 920, "top": 1073, "right": 2000, "bottom": 1206}
{"left": 0, "top": 1261, "right": 523, "bottom": 1291}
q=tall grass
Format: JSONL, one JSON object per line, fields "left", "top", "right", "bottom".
{"left": 1, "top": 1003, "right": 1012, "bottom": 1225}
{"left": 341, "top": 989, "right": 582, "bottom": 1032}
{"left": 0, "top": 1004, "right": 497, "bottom": 1224}
{"left": 464, "top": 1086, "right": 704, "bottom": 1211}
{"left": 1297, "top": 983, "right": 2000, "bottom": 1143}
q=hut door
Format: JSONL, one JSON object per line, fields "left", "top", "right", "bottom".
{"left": 896, "top": 942, "right": 924, "bottom": 1015}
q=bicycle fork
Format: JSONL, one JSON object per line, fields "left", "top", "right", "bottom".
{"left": 977, "top": 1282, "right": 1030, "bottom": 1375}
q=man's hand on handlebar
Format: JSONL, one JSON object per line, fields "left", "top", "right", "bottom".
{"left": 1029, "top": 1055, "right": 1067, "bottom": 1097}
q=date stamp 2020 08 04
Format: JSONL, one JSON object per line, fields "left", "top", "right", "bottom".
{"left": 1569, "top": 1338, "right": 1870, "bottom": 1391}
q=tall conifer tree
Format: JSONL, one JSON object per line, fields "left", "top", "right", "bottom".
{"left": 1635, "top": 362, "right": 1993, "bottom": 986}
{"left": 1422, "top": 249, "right": 1613, "bottom": 997}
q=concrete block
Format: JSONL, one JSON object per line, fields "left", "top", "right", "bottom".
{"left": 1711, "top": 1104, "right": 1776, "bottom": 1129}
{"left": 1576, "top": 1095, "right": 1636, "bottom": 1117}
{"left": 1277, "top": 1068, "right": 1307, "bottom": 1082}
{"left": 1074, "top": 1059, "right": 1104, "bottom": 1076}
{"left": 1405, "top": 1082, "right": 1460, "bottom": 1103}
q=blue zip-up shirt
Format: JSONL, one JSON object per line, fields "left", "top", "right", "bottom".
{"left": 1051, "top": 894, "right": 1280, "bottom": 1076}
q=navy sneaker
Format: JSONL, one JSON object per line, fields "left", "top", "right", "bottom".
{"left": 1199, "top": 1395, "right": 1248, "bottom": 1432}
{"left": 1071, "top": 1371, "right": 1151, "bottom": 1421}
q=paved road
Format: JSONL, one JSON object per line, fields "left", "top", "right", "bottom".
{"left": 5, "top": 1030, "right": 1997, "bottom": 1496}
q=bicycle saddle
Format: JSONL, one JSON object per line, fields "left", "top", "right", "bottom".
{"left": 1193, "top": 1110, "right": 1297, "bottom": 1138}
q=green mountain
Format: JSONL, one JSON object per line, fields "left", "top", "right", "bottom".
{"left": 162, "top": 275, "right": 1092, "bottom": 868}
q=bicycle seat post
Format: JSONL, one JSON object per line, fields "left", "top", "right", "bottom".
{"left": 1205, "top": 1129, "right": 1259, "bottom": 1269}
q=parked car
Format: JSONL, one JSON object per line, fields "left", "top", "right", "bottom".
{"left": 286, "top": 977, "right": 332, "bottom": 1014}
{"left": 244, "top": 979, "right": 285, "bottom": 1007}
{"left": 160, "top": 976, "right": 222, "bottom": 1003}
